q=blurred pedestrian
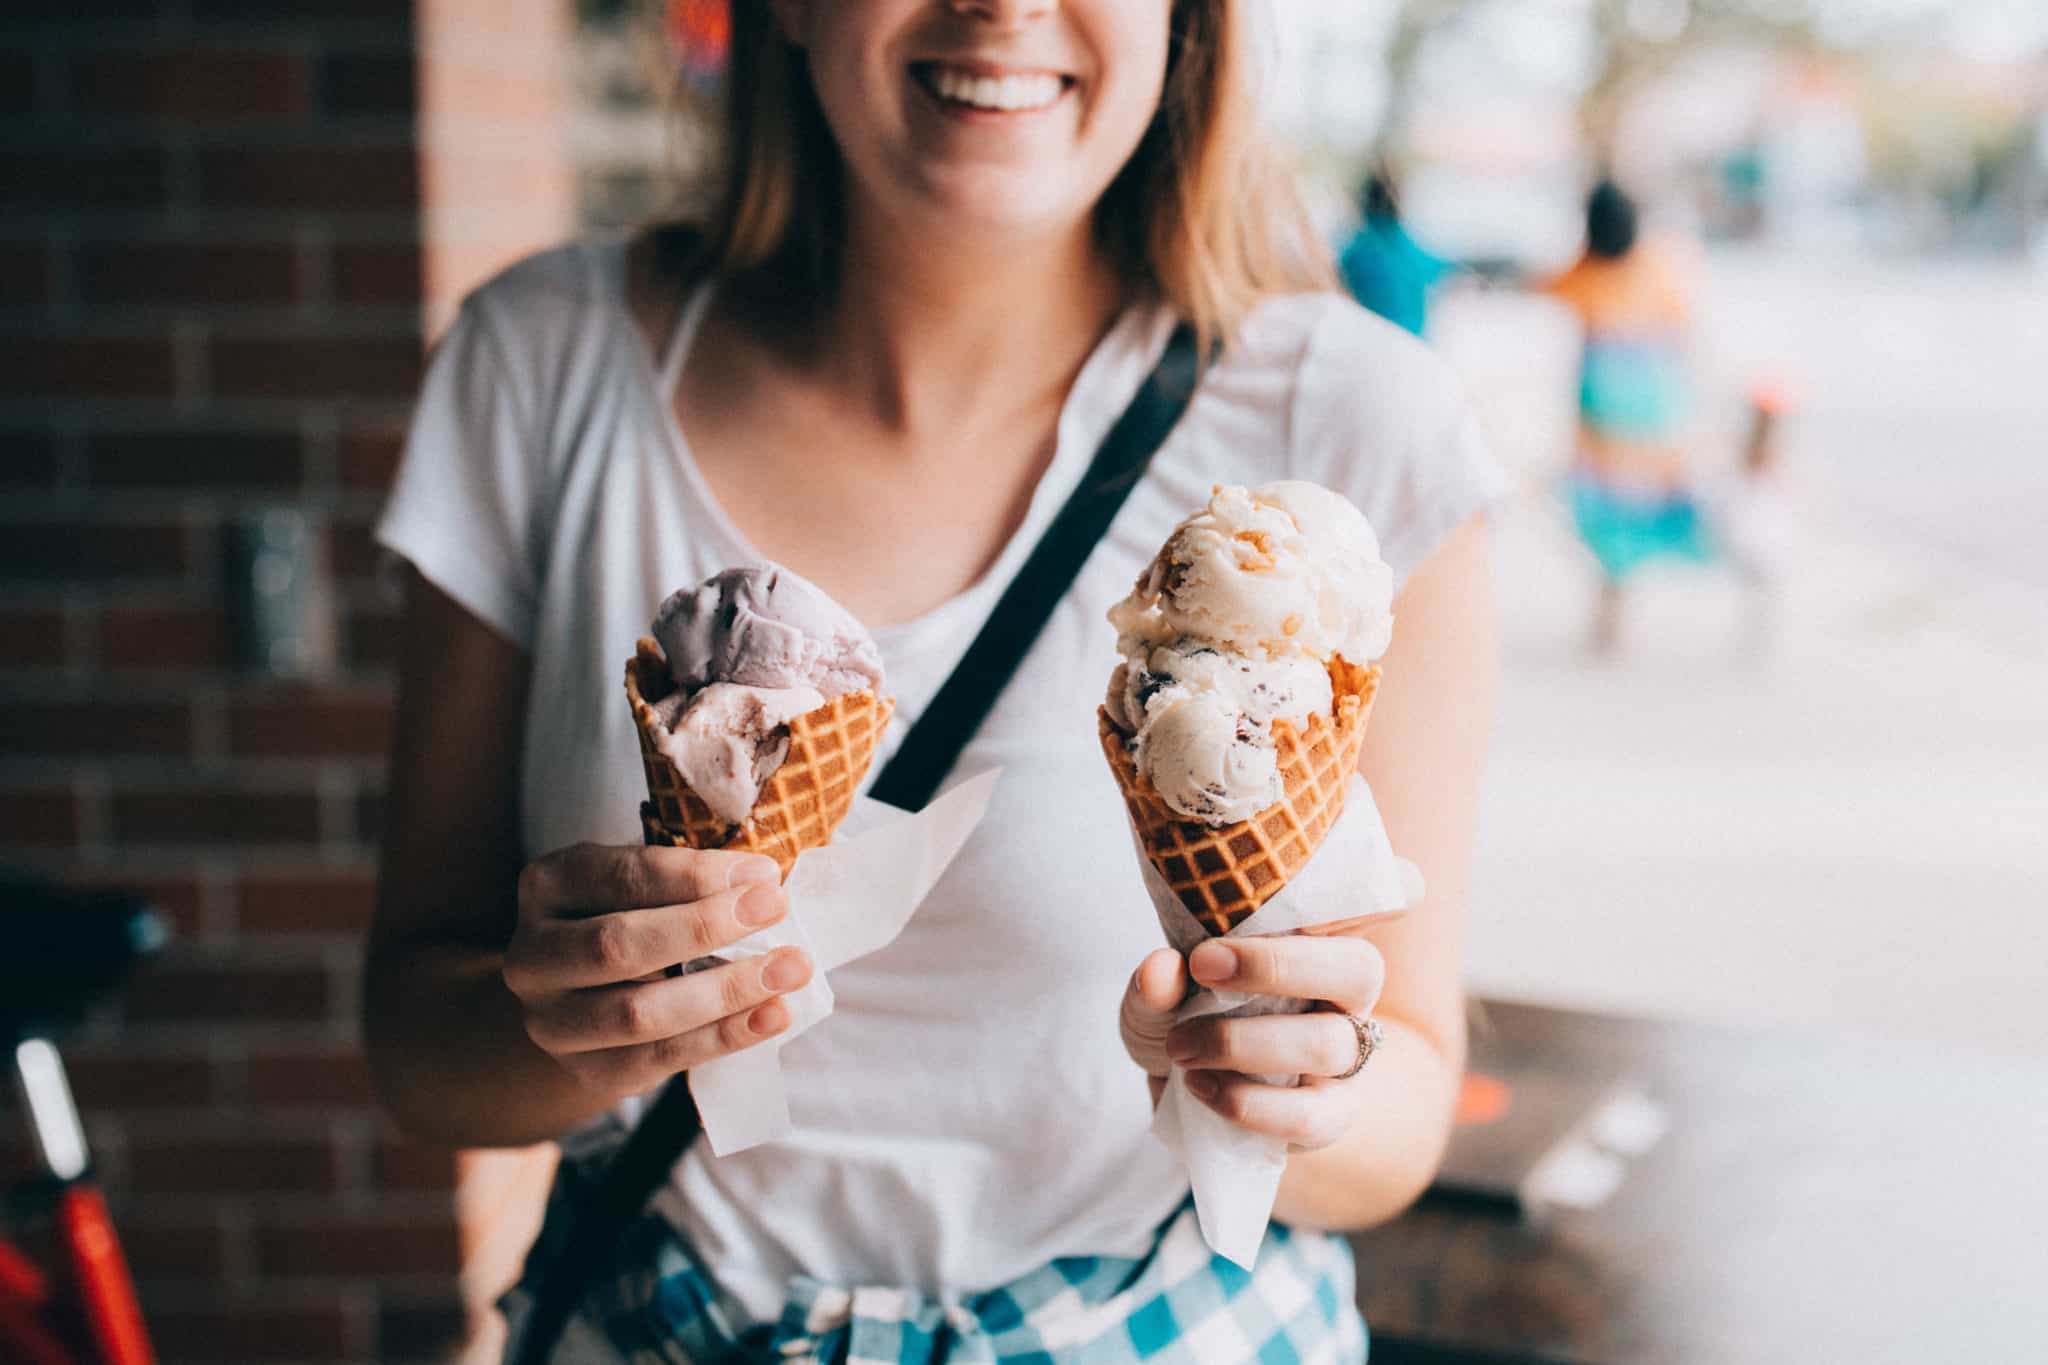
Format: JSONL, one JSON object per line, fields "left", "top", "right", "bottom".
{"left": 1546, "top": 178, "right": 1708, "bottom": 652}
{"left": 1338, "top": 171, "right": 1446, "bottom": 338}
{"left": 1712, "top": 381, "right": 1802, "bottom": 658}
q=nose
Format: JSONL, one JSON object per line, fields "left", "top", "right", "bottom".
{"left": 943, "top": 0, "right": 1055, "bottom": 22}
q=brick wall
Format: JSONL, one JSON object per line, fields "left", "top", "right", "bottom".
{"left": 2, "top": 3, "right": 572, "bottom": 1362}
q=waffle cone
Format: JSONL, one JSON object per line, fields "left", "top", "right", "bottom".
{"left": 625, "top": 637, "right": 893, "bottom": 879}
{"left": 1098, "top": 658, "right": 1380, "bottom": 937}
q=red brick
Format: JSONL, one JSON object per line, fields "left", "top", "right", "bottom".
{"left": 377, "top": 1293, "right": 469, "bottom": 1360}
{"left": 210, "top": 334, "right": 423, "bottom": 400}
{"left": 331, "top": 239, "right": 421, "bottom": 304}
{"left": 88, "top": 426, "right": 304, "bottom": 489}
{"left": 149, "top": 1301, "right": 354, "bottom": 1363}
{"left": 228, "top": 686, "right": 392, "bottom": 757}
{"left": 0, "top": 239, "right": 52, "bottom": 309}
{"left": 0, "top": 787, "right": 81, "bottom": 847}
{"left": 257, "top": 1213, "right": 462, "bottom": 1278}
{"left": 246, "top": 1046, "right": 374, "bottom": 1108}
{"left": 0, "top": 335, "right": 178, "bottom": 399}
{"left": 197, "top": 141, "right": 418, "bottom": 213}
{"left": 118, "top": 1216, "right": 231, "bottom": 1283}
{"left": 236, "top": 867, "right": 376, "bottom": 936}
{"left": 66, "top": 869, "right": 207, "bottom": 940}
{"left": 0, "top": 697, "right": 194, "bottom": 757}
{"left": 0, "top": 147, "right": 166, "bottom": 210}
{"left": 71, "top": 47, "right": 312, "bottom": 121}
{"left": 375, "top": 1138, "right": 459, "bottom": 1192}
{"left": 111, "top": 786, "right": 324, "bottom": 845}
{"left": 0, "top": 521, "right": 188, "bottom": 582}
{"left": 129, "top": 1134, "right": 339, "bottom": 1192}
{"left": 65, "top": 1053, "right": 217, "bottom": 1110}
{"left": 99, "top": 603, "right": 231, "bottom": 671}
{"left": 322, "top": 49, "right": 416, "bottom": 116}
{"left": 79, "top": 239, "right": 302, "bottom": 309}
{"left": 343, "top": 603, "right": 400, "bottom": 669}
{"left": 124, "top": 959, "right": 333, "bottom": 1023}
{"left": 0, "top": 606, "right": 67, "bottom": 667}
{"left": 340, "top": 422, "right": 405, "bottom": 489}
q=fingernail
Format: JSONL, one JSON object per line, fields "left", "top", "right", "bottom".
{"left": 1165, "top": 1028, "right": 1199, "bottom": 1065}
{"left": 1184, "top": 1071, "right": 1218, "bottom": 1101}
{"left": 737, "top": 884, "right": 786, "bottom": 928}
{"left": 748, "top": 1000, "right": 788, "bottom": 1036}
{"left": 730, "top": 856, "right": 780, "bottom": 887}
{"left": 1190, "top": 942, "right": 1236, "bottom": 983}
{"left": 762, "top": 949, "right": 808, "bottom": 992}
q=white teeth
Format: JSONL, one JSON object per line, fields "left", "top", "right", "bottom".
{"left": 928, "top": 66, "right": 1062, "bottom": 112}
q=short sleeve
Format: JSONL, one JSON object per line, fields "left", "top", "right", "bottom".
{"left": 1289, "top": 298, "right": 1511, "bottom": 589}
{"left": 374, "top": 297, "right": 545, "bottom": 649}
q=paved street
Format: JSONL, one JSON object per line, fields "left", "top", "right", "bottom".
{"left": 1434, "top": 251, "right": 2048, "bottom": 1058}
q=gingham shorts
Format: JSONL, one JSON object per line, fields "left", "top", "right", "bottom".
{"left": 559, "top": 1200, "right": 1367, "bottom": 1364}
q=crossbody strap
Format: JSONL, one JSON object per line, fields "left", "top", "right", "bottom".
{"left": 510, "top": 320, "right": 1200, "bottom": 1365}
{"left": 870, "top": 320, "right": 1200, "bottom": 810}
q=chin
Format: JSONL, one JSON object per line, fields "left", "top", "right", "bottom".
{"left": 901, "top": 167, "right": 1097, "bottom": 242}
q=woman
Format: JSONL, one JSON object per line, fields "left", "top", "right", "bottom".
{"left": 366, "top": 1, "right": 1499, "bottom": 1360}
{"left": 1546, "top": 179, "right": 1709, "bottom": 650}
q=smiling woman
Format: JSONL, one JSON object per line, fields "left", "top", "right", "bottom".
{"left": 365, "top": 1, "right": 1500, "bottom": 1361}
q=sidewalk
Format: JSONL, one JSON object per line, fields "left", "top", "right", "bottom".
{"left": 1466, "top": 488, "right": 2048, "bottom": 1058}
{"left": 1431, "top": 255, "right": 2048, "bottom": 1059}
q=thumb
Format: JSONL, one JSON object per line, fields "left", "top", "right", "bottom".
{"left": 1119, "top": 948, "right": 1190, "bottom": 1078}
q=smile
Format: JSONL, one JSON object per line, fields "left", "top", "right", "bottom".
{"left": 912, "top": 62, "right": 1071, "bottom": 114}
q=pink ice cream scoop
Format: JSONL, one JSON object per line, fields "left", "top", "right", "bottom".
{"left": 653, "top": 566, "right": 883, "bottom": 697}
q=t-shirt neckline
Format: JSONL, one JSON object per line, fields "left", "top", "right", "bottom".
{"left": 635, "top": 275, "right": 1167, "bottom": 655}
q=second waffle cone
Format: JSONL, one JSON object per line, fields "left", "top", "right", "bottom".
{"left": 1098, "top": 657, "right": 1379, "bottom": 936}
{"left": 625, "top": 637, "right": 893, "bottom": 879}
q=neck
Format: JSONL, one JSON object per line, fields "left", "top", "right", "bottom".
{"left": 802, "top": 199, "right": 1128, "bottom": 437}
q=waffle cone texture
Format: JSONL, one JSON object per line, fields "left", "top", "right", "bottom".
{"left": 625, "top": 637, "right": 893, "bottom": 879}
{"left": 1098, "top": 658, "right": 1380, "bottom": 936}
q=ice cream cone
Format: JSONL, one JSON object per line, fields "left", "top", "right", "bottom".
{"left": 1098, "top": 657, "right": 1380, "bottom": 936}
{"left": 626, "top": 637, "right": 893, "bottom": 878}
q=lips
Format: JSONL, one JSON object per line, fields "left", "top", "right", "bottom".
{"left": 911, "top": 61, "right": 1072, "bottom": 114}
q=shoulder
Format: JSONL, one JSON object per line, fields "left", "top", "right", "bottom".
{"left": 1228, "top": 293, "right": 1503, "bottom": 586}
{"left": 445, "top": 237, "right": 631, "bottom": 358}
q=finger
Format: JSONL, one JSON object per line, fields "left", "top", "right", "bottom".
{"left": 528, "top": 946, "right": 812, "bottom": 1053}
{"left": 1182, "top": 1070, "right": 1361, "bottom": 1152}
{"left": 510, "top": 881, "right": 789, "bottom": 991}
{"left": 1120, "top": 948, "right": 1189, "bottom": 1078}
{"left": 519, "top": 841, "right": 780, "bottom": 918}
{"left": 567, "top": 996, "right": 793, "bottom": 1097}
{"left": 1185, "top": 933, "right": 1385, "bottom": 1012}
{"left": 1165, "top": 1011, "right": 1361, "bottom": 1079}
{"left": 1136, "top": 947, "right": 1190, "bottom": 1013}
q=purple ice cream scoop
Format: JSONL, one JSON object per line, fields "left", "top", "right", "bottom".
{"left": 652, "top": 565, "right": 883, "bottom": 699}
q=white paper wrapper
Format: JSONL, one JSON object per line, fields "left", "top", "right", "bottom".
{"left": 1136, "top": 776, "right": 1421, "bottom": 1267}
{"left": 683, "top": 768, "right": 999, "bottom": 1155}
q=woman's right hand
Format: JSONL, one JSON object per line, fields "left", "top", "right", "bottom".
{"left": 504, "top": 842, "right": 812, "bottom": 1104}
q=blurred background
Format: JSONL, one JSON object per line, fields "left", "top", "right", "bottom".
{"left": 2, "top": 1, "right": 2043, "bottom": 1362}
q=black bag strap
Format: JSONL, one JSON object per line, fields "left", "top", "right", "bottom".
{"left": 510, "top": 321, "right": 1200, "bottom": 1365}
{"left": 870, "top": 320, "right": 1200, "bottom": 810}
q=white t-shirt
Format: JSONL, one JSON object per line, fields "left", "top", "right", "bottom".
{"left": 377, "top": 240, "right": 1505, "bottom": 1324}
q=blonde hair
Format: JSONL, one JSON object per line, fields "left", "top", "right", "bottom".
{"left": 667, "top": 0, "right": 1334, "bottom": 346}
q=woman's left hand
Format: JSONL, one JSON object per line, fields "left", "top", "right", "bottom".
{"left": 1119, "top": 933, "right": 1387, "bottom": 1154}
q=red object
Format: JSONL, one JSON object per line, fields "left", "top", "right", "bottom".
{"left": 1454, "top": 1071, "right": 1514, "bottom": 1127}
{"left": 0, "top": 1238, "right": 76, "bottom": 1365}
{"left": 56, "top": 1187, "right": 155, "bottom": 1365}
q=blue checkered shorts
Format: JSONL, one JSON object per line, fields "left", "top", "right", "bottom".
{"left": 560, "top": 1200, "right": 1366, "bottom": 1364}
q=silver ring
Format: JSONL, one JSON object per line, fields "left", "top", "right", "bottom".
{"left": 1333, "top": 1013, "right": 1384, "bottom": 1081}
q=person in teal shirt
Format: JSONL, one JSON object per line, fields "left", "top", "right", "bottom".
{"left": 1337, "top": 174, "right": 1446, "bottom": 338}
